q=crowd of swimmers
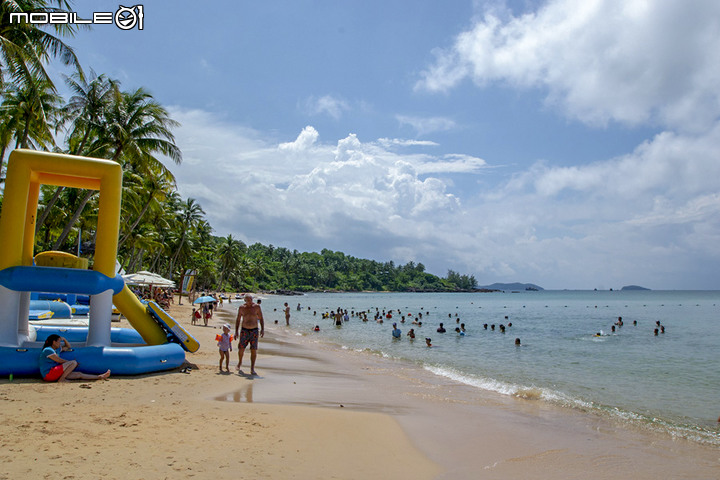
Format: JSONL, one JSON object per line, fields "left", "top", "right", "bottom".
{"left": 594, "top": 316, "right": 667, "bottom": 336}
{"left": 305, "top": 306, "right": 667, "bottom": 349}
{"left": 307, "top": 306, "right": 522, "bottom": 348}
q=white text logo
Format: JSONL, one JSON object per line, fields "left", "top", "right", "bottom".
{"left": 10, "top": 5, "right": 144, "bottom": 31}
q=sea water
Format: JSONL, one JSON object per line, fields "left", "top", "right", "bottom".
{"left": 260, "top": 290, "right": 720, "bottom": 446}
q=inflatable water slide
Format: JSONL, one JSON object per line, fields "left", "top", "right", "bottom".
{"left": 0, "top": 150, "right": 199, "bottom": 376}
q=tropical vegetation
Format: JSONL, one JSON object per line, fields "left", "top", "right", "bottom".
{"left": 0, "top": 2, "right": 479, "bottom": 294}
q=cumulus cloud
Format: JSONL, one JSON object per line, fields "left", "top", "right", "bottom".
{"left": 416, "top": 0, "right": 720, "bottom": 132}
{"left": 394, "top": 0, "right": 720, "bottom": 288}
{"left": 166, "top": 110, "right": 468, "bottom": 255}
{"left": 279, "top": 125, "right": 319, "bottom": 152}
{"left": 471, "top": 122, "right": 720, "bottom": 288}
{"left": 165, "top": 105, "right": 720, "bottom": 289}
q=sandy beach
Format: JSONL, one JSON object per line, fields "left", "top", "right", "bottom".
{"left": 1, "top": 297, "right": 718, "bottom": 479}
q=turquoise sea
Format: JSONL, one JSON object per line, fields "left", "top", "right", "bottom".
{"left": 260, "top": 290, "right": 720, "bottom": 446}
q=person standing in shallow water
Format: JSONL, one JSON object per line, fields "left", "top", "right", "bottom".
{"left": 284, "top": 302, "right": 291, "bottom": 326}
{"left": 392, "top": 323, "right": 402, "bottom": 339}
{"left": 333, "top": 309, "right": 344, "bottom": 326}
{"left": 235, "top": 294, "right": 265, "bottom": 376}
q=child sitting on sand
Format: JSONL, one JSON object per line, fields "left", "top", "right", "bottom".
{"left": 216, "top": 324, "right": 234, "bottom": 372}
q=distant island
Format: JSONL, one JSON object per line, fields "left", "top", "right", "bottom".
{"left": 478, "top": 282, "right": 544, "bottom": 291}
{"left": 620, "top": 285, "right": 651, "bottom": 291}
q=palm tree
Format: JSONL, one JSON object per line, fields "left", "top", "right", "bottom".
{"left": 128, "top": 204, "right": 175, "bottom": 273}
{"left": 166, "top": 198, "right": 205, "bottom": 279}
{"left": 194, "top": 219, "right": 213, "bottom": 247}
{"left": 247, "top": 255, "right": 269, "bottom": 284}
{"left": 216, "top": 234, "right": 245, "bottom": 290}
{"left": 117, "top": 172, "right": 175, "bottom": 248}
{"left": 61, "top": 71, "right": 119, "bottom": 155}
{"left": 35, "top": 72, "right": 119, "bottom": 229}
{"left": 52, "top": 87, "right": 182, "bottom": 249}
{"left": 87, "top": 87, "right": 181, "bottom": 169}
{"left": 0, "top": 85, "right": 15, "bottom": 179}
{"left": 121, "top": 224, "right": 164, "bottom": 273}
{"left": 0, "top": 76, "right": 61, "bottom": 178}
{"left": 0, "top": 0, "right": 83, "bottom": 90}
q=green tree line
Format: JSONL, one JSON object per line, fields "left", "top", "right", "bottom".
{"left": 200, "top": 241, "right": 478, "bottom": 292}
{"left": 0, "top": 1, "right": 479, "bottom": 293}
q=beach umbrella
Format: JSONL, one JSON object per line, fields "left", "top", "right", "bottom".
{"left": 193, "top": 296, "right": 217, "bottom": 304}
{"left": 122, "top": 271, "right": 175, "bottom": 287}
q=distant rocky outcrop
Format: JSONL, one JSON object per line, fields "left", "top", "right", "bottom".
{"left": 479, "top": 282, "right": 544, "bottom": 291}
{"left": 620, "top": 285, "right": 651, "bottom": 291}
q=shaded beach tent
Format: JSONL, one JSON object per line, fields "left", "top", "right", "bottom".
{"left": 193, "top": 295, "right": 217, "bottom": 304}
{"left": 122, "top": 271, "right": 175, "bottom": 287}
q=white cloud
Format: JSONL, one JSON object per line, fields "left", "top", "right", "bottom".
{"left": 377, "top": 138, "right": 440, "bottom": 148}
{"left": 165, "top": 107, "right": 720, "bottom": 289}
{"left": 396, "top": 114, "right": 457, "bottom": 136}
{"left": 166, "top": 110, "right": 467, "bottom": 251}
{"left": 416, "top": 153, "right": 487, "bottom": 174}
{"left": 302, "top": 94, "right": 351, "bottom": 120}
{"left": 404, "top": 0, "right": 720, "bottom": 288}
{"left": 627, "top": 193, "right": 720, "bottom": 228}
{"left": 417, "top": 0, "right": 720, "bottom": 132}
{"left": 278, "top": 125, "right": 319, "bottom": 152}
{"left": 506, "top": 125, "right": 720, "bottom": 201}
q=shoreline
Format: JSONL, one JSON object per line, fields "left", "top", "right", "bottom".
{"left": 265, "top": 328, "right": 719, "bottom": 479}
{"left": 210, "top": 299, "right": 720, "bottom": 479}
{"left": 1, "top": 300, "right": 718, "bottom": 479}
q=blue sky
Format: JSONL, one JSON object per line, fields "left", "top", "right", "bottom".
{"left": 52, "top": 0, "right": 720, "bottom": 289}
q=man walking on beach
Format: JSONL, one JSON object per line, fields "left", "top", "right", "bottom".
{"left": 235, "top": 294, "right": 265, "bottom": 375}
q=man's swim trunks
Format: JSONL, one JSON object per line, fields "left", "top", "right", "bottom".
{"left": 239, "top": 327, "right": 259, "bottom": 350}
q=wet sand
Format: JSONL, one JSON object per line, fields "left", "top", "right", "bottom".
{"left": 1, "top": 299, "right": 717, "bottom": 479}
{"left": 251, "top": 326, "right": 719, "bottom": 479}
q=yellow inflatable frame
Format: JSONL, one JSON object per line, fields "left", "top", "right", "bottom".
{"left": 0, "top": 149, "right": 188, "bottom": 348}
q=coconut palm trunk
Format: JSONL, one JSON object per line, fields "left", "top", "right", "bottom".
{"left": 51, "top": 189, "right": 95, "bottom": 250}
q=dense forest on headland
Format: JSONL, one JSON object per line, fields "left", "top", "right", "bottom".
{"left": 0, "top": 2, "right": 478, "bottom": 293}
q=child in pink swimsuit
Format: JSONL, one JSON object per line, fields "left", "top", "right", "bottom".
{"left": 216, "top": 324, "right": 233, "bottom": 372}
